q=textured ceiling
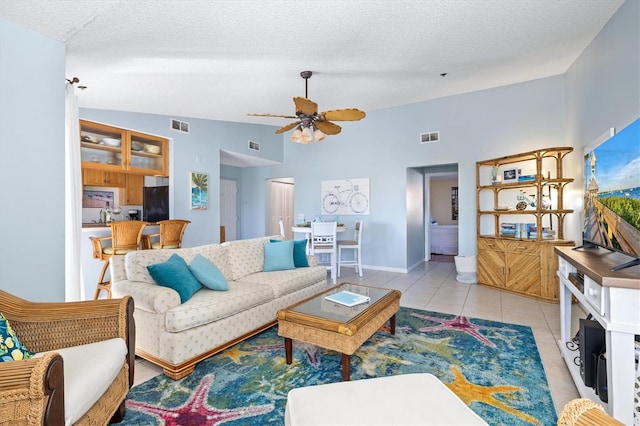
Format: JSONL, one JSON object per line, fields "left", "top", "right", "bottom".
{"left": 1, "top": 0, "right": 624, "bottom": 128}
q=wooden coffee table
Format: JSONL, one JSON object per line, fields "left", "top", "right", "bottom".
{"left": 276, "top": 283, "right": 401, "bottom": 381}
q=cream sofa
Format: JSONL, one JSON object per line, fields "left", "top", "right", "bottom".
{"left": 110, "top": 236, "right": 328, "bottom": 379}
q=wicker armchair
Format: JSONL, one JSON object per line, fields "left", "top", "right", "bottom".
{"left": 142, "top": 219, "right": 190, "bottom": 249}
{"left": 0, "top": 290, "right": 135, "bottom": 426}
{"left": 557, "top": 398, "right": 623, "bottom": 425}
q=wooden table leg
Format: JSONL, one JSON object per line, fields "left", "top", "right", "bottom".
{"left": 390, "top": 313, "right": 396, "bottom": 335}
{"left": 284, "top": 337, "right": 292, "bottom": 364}
{"left": 341, "top": 353, "right": 350, "bottom": 381}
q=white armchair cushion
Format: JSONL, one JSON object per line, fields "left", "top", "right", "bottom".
{"left": 34, "top": 338, "right": 127, "bottom": 426}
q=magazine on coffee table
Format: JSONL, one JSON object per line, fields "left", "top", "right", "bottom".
{"left": 325, "top": 290, "right": 371, "bottom": 307}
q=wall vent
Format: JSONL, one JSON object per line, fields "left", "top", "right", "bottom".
{"left": 420, "top": 131, "right": 439, "bottom": 144}
{"left": 248, "top": 140, "right": 260, "bottom": 151}
{"left": 171, "top": 118, "right": 190, "bottom": 134}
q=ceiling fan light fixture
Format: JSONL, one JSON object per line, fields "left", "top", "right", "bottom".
{"left": 313, "top": 128, "right": 326, "bottom": 142}
{"left": 290, "top": 128, "right": 304, "bottom": 143}
{"left": 301, "top": 126, "right": 313, "bottom": 143}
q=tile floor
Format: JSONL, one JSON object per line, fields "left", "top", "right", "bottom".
{"left": 132, "top": 259, "right": 584, "bottom": 414}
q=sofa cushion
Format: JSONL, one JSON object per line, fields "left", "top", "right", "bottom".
{"left": 34, "top": 338, "right": 127, "bottom": 426}
{"left": 223, "top": 237, "right": 272, "bottom": 280}
{"left": 125, "top": 244, "right": 231, "bottom": 284}
{"left": 263, "top": 240, "right": 296, "bottom": 272}
{"left": 271, "top": 239, "right": 309, "bottom": 268}
{"left": 189, "top": 254, "right": 229, "bottom": 291}
{"left": 164, "top": 281, "right": 274, "bottom": 333}
{"left": 0, "top": 312, "right": 34, "bottom": 361}
{"left": 236, "top": 266, "right": 327, "bottom": 298}
{"left": 293, "top": 239, "right": 309, "bottom": 267}
{"left": 147, "top": 254, "right": 202, "bottom": 303}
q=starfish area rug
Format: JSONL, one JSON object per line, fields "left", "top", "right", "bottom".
{"left": 121, "top": 307, "right": 557, "bottom": 425}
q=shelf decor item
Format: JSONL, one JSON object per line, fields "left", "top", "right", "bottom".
{"left": 502, "top": 167, "right": 519, "bottom": 183}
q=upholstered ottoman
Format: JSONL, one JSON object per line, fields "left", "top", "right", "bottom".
{"left": 285, "top": 373, "right": 488, "bottom": 425}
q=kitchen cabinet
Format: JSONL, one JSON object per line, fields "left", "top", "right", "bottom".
{"left": 476, "top": 147, "right": 574, "bottom": 301}
{"left": 80, "top": 119, "right": 168, "bottom": 176}
{"left": 82, "top": 169, "right": 126, "bottom": 187}
{"left": 120, "top": 174, "right": 144, "bottom": 205}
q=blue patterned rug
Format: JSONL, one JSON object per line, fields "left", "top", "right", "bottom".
{"left": 121, "top": 307, "right": 557, "bottom": 425}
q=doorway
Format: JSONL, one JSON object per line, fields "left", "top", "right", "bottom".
{"left": 220, "top": 178, "right": 238, "bottom": 241}
{"left": 267, "top": 178, "right": 294, "bottom": 239}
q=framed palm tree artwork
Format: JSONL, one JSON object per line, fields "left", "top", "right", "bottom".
{"left": 190, "top": 172, "right": 208, "bottom": 210}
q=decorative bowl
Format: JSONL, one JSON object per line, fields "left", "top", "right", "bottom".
{"left": 101, "top": 137, "right": 121, "bottom": 147}
{"left": 131, "top": 141, "right": 144, "bottom": 151}
{"left": 144, "top": 144, "right": 161, "bottom": 154}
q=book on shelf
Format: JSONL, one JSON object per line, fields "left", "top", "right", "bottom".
{"left": 325, "top": 290, "right": 371, "bottom": 307}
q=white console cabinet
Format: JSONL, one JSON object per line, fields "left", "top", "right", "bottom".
{"left": 555, "top": 246, "right": 639, "bottom": 425}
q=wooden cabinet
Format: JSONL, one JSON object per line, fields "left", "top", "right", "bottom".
{"left": 476, "top": 147, "right": 575, "bottom": 301}
{"left": 82, "top": 169, "right": 126, "bottom": 187}
{"left": 120, "top": 174, "right": 144, "bottom": 205}
{"left": 80, "top": 119, "right": 168, "bottom": 176}
{"left": 557, "top": 246, "right": 640, "bottom": 424}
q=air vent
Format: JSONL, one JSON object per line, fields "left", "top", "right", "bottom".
{"left": 420, "top": 131, "right": 439, "bottom": 144}
{"left": 248, "top": 140, "right": 260, "bottom": 151}
{"left": 171, "top": 118, "right": 190, "bottom": 134}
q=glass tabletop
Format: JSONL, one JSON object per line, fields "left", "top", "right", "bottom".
{"left": 289, "top": 283, "right": 393, "bottom": 323}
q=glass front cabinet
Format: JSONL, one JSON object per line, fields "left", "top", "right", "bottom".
{"left": 80, "top": 120, "right": 168, "bottom": 176}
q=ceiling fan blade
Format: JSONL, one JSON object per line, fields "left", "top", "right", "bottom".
{"left": 315, "top": 120, "right": 342, "bottom": 135}
{"left": 293, "top": 97, "right": 318, "bottom": 116}
{"left": 275, "top": 121, "right": 300, "bottom": 134}
{"left": 320, "top": 108, "right": 366, "bottom": 121}
{"left": 247, "top": 113, "right": 297, "bottom": 119}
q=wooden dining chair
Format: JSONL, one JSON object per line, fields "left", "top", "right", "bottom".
{"left": 142, "top": 219, "right": 191, "bottom": 249}
{"left": 338, "top": 219, "right": 363, "bottom": 277}
{"left": 311, "top": 221, "right": 338, "bottom": 284}
{"left": 90, "top": 220, "right": 148, "bottom": 299}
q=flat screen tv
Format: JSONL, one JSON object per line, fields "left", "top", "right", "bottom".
{"left": 143, "top": 186, "right": 169, "bottom": 223}
{"left": 579, "top": 118, "right": 640, "bottom": 271}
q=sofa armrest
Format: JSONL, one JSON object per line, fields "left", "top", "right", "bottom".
{"left": 112, "top": 280, "right": 181, "bottom": 313}
{"left": 0, "top": 352, "right": 65, "bottom": 425}
{"left": 307, "top": 255, "right": 318, "bottom": 267}
{"left": 109, "top": 254, "right": 128, "bottom": 284}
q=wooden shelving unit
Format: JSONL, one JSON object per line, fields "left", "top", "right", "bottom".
{"left": 476, "top": 147, "right": 575, "bottom": 301}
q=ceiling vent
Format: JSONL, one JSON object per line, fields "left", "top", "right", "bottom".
{"left": 420, "top": 131, "right": 439, "bottom": 144}
{"left": 171, "top": 118, "right": 190, "bottom": 134}
{"left": 248, "top": 140, "right": 260, "bottom": 151}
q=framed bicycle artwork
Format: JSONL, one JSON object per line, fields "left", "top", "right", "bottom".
{"left": 321, "top": 178, "right": 370, "bottom": 215}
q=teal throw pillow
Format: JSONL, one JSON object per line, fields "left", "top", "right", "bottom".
{"left": 263, "top": 240, "right": 296, "bottom": 272}
{"left": 293, "top": 239, "right": 309, "bottom": 267}
{"left": 269, "top": 239, "right": 309, "bottom": 268}
{"left": 147, "top": 254, "right": 202, "bottom": 303}
{"left": 1, "top": 312, "right": 34, "bottom": 362}
{"left": 189, "top": 254, "right": 229, "bottom": 291}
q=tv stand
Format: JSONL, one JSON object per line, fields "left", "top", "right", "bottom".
{"left": 555, "top": 246, "right": 639, "bottom": 425}
{"left": 572, "top": 241, "right": 603, "bottom": 251}
{"left": 610, "top": 257, "right": 640, "bottom": 272}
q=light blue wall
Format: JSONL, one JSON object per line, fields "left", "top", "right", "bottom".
{"left": 237, "top": 75, "right": 567, "bottom": 270}
{"left": 1, "top": 2, "right": 637, "bottom": 299}
{"left": 0, "top": 19, "right": 65, "bottom": 301}
{"left": 79, "top": 109, "right": 282, "bottom": 247}
{"left": 564, "top": 0, "right": 640, "bottom": 245}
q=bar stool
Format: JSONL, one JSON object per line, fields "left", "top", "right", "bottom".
{"left": 90, "top": 220, "right": 148, "bottom": 299}
{"left": 142, "top": 219, "right": 190, "bottom": 249}
{"left": 338, "top": 220, "right": 363, "bottom": 277}
{"left": 310, "top": 221, "right": 338, "bottom": 284}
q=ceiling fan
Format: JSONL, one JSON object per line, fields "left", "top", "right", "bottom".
{"left": 247, "top": 71, "right": 366, "bottom": 143}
